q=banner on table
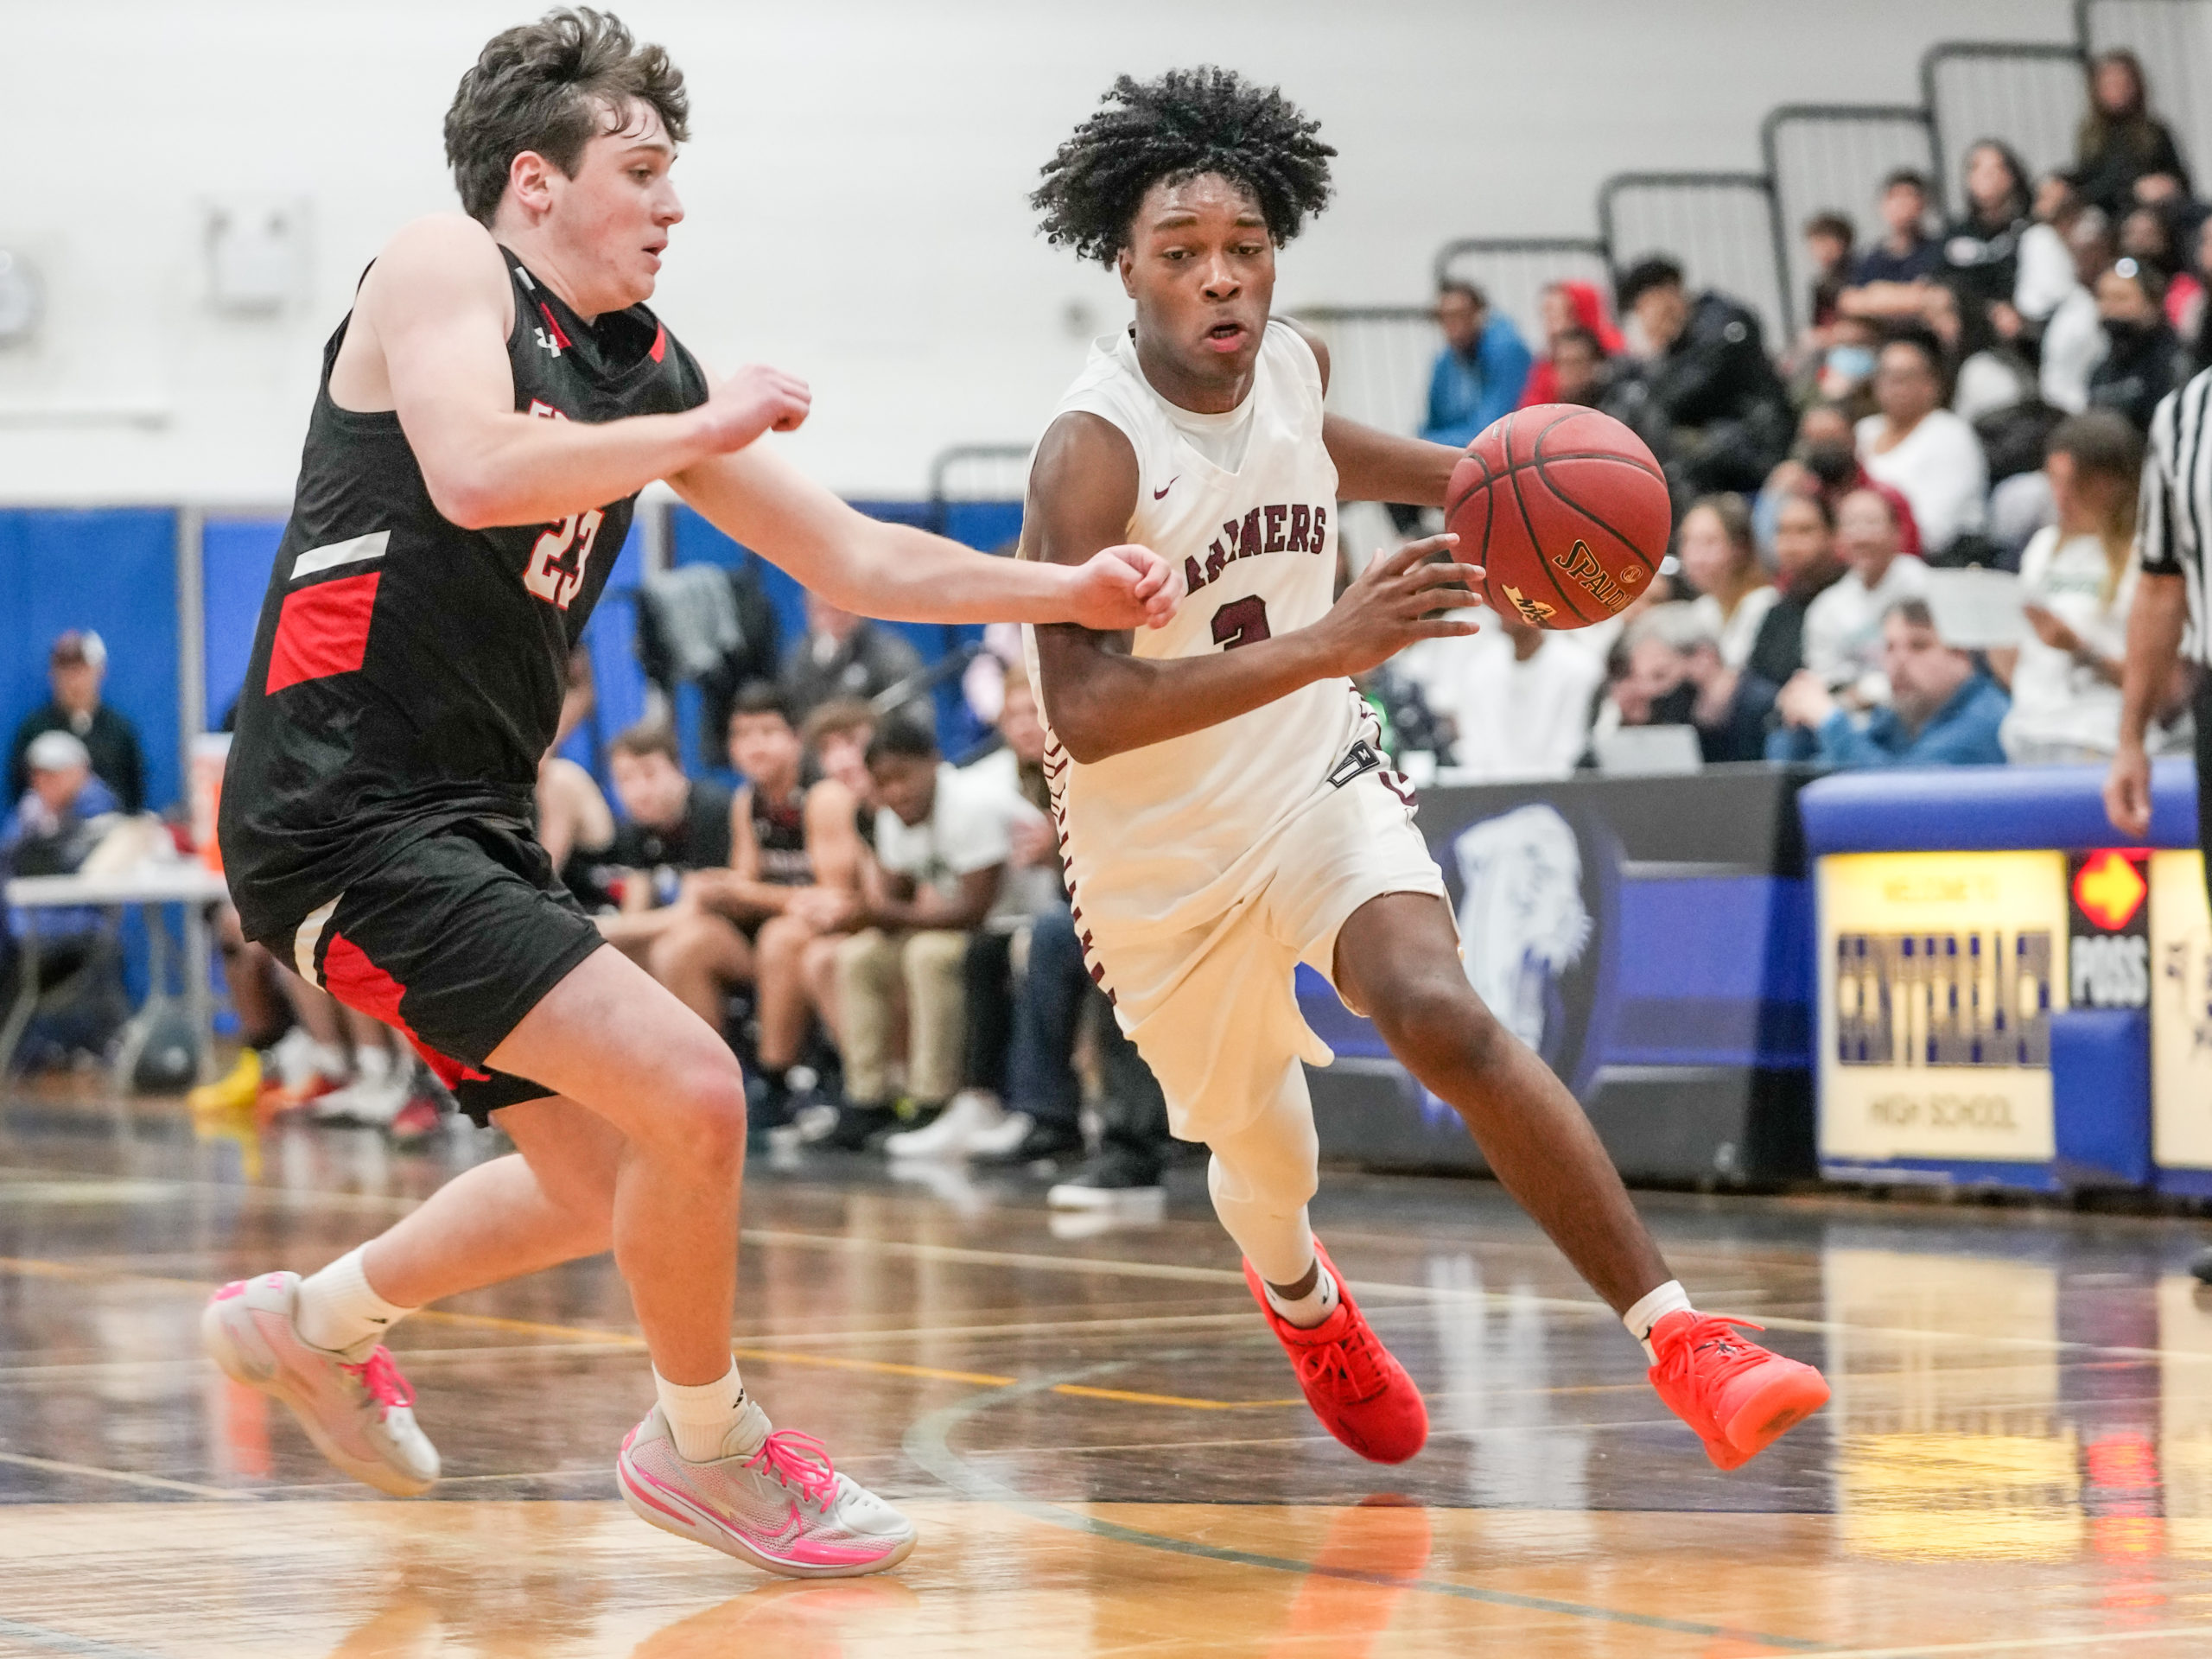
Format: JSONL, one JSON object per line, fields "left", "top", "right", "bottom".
{"left": 2151, "top": 850, "right": 2212, "bottom": 1170}
{"left": 1818, "top": 850, "right": 2069, "bottom": 1165}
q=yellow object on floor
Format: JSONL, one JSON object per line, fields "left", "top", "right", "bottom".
{"left": 186, "top": 1047, "right": 259, "bottom": 1118}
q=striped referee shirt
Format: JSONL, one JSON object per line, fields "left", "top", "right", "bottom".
{"left": 2139, "top": 363, "right": 2212, "bottom": 664}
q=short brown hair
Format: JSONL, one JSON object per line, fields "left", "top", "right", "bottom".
{"left": 800, "top": 697, "right": 875, "bottom": 753}
{"left": 444, "top": 8, "right": 690, "bottom": 226}
{"left": 610, "top": 719, "right": 681, "bottom": 766}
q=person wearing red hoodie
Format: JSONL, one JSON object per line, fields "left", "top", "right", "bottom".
{"left": 1520, "top": 280, "right": 1625, "bottom": 408}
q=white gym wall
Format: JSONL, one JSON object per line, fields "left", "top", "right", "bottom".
{"left": 0, "top": 0, "right": 2073, "bottom": 504}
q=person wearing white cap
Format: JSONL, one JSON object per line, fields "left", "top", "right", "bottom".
{"left": 3, "top": 728, "right": 123, "bottom": 1016}
{"left": 7, "top": 629, "right": 146, "bottom": 814}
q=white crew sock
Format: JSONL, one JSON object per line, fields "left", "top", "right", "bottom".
{"left": 1623, "top": 1279, "right": 1694, "bottom": 1362}
{"left": 295, "top": 1246, "right": 417, "bottom": 1360}
{"left": 655, "top": 1363, "right": 761, "bottom": 1462}
{"left": 1262, "top": 1262, "right": 1342, "bottom": 1331}
{"left": 353, "top": 1046, "right": 392, "bottom": 1087}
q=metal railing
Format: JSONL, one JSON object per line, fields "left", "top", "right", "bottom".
{"left": 1429, "top": 238, "right": 1613, "bottom": 346}
{"left": 925, "top": 442, "right": 1032, "bottom": 548}
{"left": 1759, "top": 105, "right": 1939, "bottom": 338}
{"left": 1287, "top": 304, "right": 1438, "bottom": 439}
{"left": 1599, "top": 172, "right": 1791, "bottom": 352}
{"left": 1921, "top": 41, "right": 2088, "bottom": 213}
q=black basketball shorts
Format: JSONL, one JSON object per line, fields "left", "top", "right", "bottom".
{"left": 258, "top": 817, "right": 606, "bottom": 1126}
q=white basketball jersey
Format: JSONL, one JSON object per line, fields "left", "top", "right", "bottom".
{"left": 1024, "top": 320, "right": 1362, "bottom": 938}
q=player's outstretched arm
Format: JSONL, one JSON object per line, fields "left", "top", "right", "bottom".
{"left": 365, "top": 216, "right": 810, "bottom": 529}
{"left": 1287, "top": 322, "right": 1461, "bottom": 508}
{"left": 668, "top": 441, "right": 1181, "bottom": 632}
{"left": 1028, "top": 412, "right": 1482, "bottom": 765}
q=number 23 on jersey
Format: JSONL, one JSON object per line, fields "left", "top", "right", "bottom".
{"left": 519, "top": 398, "right": 599, "bottom": 611}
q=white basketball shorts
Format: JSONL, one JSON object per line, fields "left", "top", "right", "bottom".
{"left": 1082, "top": 751, "right": 1448, "bottom": 1146}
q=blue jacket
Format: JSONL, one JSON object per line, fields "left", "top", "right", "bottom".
{"left": 1420, "top": 316, "right": 1534, "bottom": 448}
{"left": 1809, "top": 675, "right": 2011, "bottom": 770}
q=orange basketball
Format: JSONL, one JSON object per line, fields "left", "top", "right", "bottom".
{"left": 1444, "top": 404, "right": 1671, "bottom": 630}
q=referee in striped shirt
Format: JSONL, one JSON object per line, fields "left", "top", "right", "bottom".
{"left": 2106, "top": 363, "right": 2212, "bottom": 1281}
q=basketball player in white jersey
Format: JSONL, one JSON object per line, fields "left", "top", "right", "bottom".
{"left": 1022, "top": 69, "right": 1828, "bottom": 1470}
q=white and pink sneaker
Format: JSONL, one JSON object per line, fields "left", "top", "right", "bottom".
{"left": 616, "top": 1401, "right": 917, "bottom": 1578}
{"left": 200, "top": 1271, "right": 439, "bottom": 1497}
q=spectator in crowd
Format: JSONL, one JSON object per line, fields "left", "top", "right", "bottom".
{"left": 748, "top": 698, "right": 874, "bottom": 1126}
{"left": 1794, "top": 486, "right": 1933, "bottom": 713}
{"left": 2005, "top": 173, "right": 2088, "bottom": 344}
{"left": 826, "top": 717, "right": 1025, "bottom": 1149}
{"left": 1940, "top": 140, "right": 2035, "bottom": 322}
{"left": 887, "top": 666, "right": 1070, "bottom": 1161}
{"left": 1993, "top": 411, "right": 2145, "bottom": 763}
{"left": 640, "top": 684, "right": 842, "bottom": 1034}
{"left": 1801, "top": 211, "right": 1857, "bottom": 346}
{"left": 537, "top": 648, "right": 617, "bottom": 906}
{"left": 779, "top": 589, "right": 926, "bottom": 720}
{"left": 2040, "top": 206, "right": 2118, "bottom": 413}
{"left": 1794, "top": 313, "right": 1883, "bottom": 418}
{"left": 1923, "top": 281, "right": 2035, "bottom": 423}
{"left": 1761, "top": 401, "right": 1923, "bottom": 556}
{"left": 1677, "top": 493, "right": 1777, "bottom": 670}
{"left": 1605, "top": 254, "right": 1792, "bottom": 503}
{"left": 1624, "top": 604, "right": 1778, "bottom": 765}
{"left": 1858, "top": 332, "right": 1988, "bottom": 556}
{"left": 1419, "top": 281, "right": 1534, "bottom": 449}
{"left": 0, "top": 731, "right": 125, "bottom": 1059}
{"left": 1840, "top": 168, "right": 1943, "bottom": 319}
{"left": 592, "top": 721, "right": 736, "bottom": 964}
{"left": 2183, "top": 217, "right": 2212, "bottom": 372}
{"left": 1520, "top": 280, "right": 1624, "bottom": 408}
{"left": 8, "top": 631, "right": 145, "bottom": 815}
{"left": 2074, "top": 48, "right": 2192, "bottom": 215}
{"left": 1773, "top": 599, "right": 2009, "bottom": 768}
{"left": 1546, "top": 327, "right": 1611, "bottom": 408}
{"left": 1409, "top": 605, "right": 1604, "bottom": 783}
{"left": 2088, "top": 257, "right": 2190, "bottom": 433}
{"left": 1748, "top": 493, "right": 1849, "bottom": 687}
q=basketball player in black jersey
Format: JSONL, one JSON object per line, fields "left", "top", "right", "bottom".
{"left": 201, "top": 10, "right": 1175, "bottom": 1580}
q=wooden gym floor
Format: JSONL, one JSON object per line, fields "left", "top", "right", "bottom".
{"left": 3, "top": 1082, "right": 2212, "bottom": 1656}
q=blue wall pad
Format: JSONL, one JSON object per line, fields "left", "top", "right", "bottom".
{"left": 1802, "top": 761, "right": 2200, "bottom": 855}
{"left": 0, "top": 508, "right": 181, "bottom": 812}
{"left": 2049, "top": 1008, "right": 2152, "bottom": 1189}
{"left": 202, "top": 516, "right": 286, "bottom": 728}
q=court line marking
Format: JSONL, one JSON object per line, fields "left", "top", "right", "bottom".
{"left": 7, "top": 1212, "right": 2212, "bottom": 1371}
{"left": 0, "top": 1448, "right": 252, "bottom": 1501}
{"left": 0, "top": 1619, "right": 168, "bottom": 1659}
{"left": 0, "top": 1255, "right": 1297, "bottom": 1412}
{"left": 903, "top": 1362, "right": 1828, "bottom": 1652}
{"left": 1810, "top": 1630, "right": 2212, "bottom": 1657}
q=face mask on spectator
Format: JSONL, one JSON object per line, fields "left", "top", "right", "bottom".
{"left": 1824, "top": 344, "right": 1876, "bottom": 384}
{"left": 1647, "top": 682, "right": 1699, "bottom": 726}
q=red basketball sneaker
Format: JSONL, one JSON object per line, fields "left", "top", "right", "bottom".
{"left": 1244, "top": 1240, "right": 1427, "bottom": 1464}
{"left": 1648, "top": 1311, "right": 1829, "bottom": 1470}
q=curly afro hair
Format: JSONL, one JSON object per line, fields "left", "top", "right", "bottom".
{"left": 1032, "top": 67, "right": 1336, "bottom": 265}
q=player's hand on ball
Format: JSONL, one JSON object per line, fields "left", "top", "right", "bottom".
{"left": 1317, "top": 532, "right": 1483, "bottom": 677}
{"left": 698, "top": 364, "right": 812, "bottom": 451}
{"left": 1071, "top": 543, "right": 1185, "bottom": 632}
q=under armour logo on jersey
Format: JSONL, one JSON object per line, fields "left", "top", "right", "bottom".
{"left": 533, "top": 326, "right": 563, "bottom": 358}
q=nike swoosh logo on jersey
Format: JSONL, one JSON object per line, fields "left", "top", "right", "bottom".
{"left": 1154, "top": 477, "right": 1178, "bottom": 499}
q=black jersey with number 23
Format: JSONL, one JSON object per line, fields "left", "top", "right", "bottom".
{"left": 221, "top": 248, "right": 709, "bottom": 941}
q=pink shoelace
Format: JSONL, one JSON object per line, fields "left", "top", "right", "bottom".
{"left": 747, "top": 1428, "right": 837, "bottom": 1508}
{"left": 339, "top": 1347, "right": 416, "bottom": 1411}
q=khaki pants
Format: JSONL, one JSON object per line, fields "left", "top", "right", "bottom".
{"left": 835, "top": 928, "right": 968, "bottom": 1104}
